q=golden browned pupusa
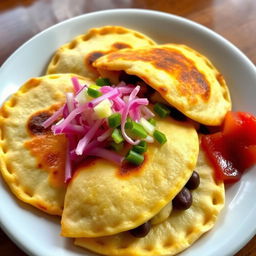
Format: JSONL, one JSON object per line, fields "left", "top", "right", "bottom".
{"left": 75, "top": 148, "right": 225, "bottom": 256}
{"left": 46, "top": 26, "right": 156, "bottom": 79}
{"left": 61, "top": 117, "right": 199, "bottom": 237}
{"left": 94, "top": 44, "right": 231, "bottom": 125}
{"left": 0, "top": 74, "right": 94, "bottom": 215}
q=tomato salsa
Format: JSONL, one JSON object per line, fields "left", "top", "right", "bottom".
{"left": 201, "top": 111, "right": 256, "bottom": 183}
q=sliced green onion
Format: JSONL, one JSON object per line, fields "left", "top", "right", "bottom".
{"left": 111, "top": 128, "right": 124, "bottom": 144}
{"left": 125, "top": 150, "right": 144, "bottom": 165}
{"left": 110, "top": 141, "right": 124, "bottom": 152}
{"left": 148, "top": 118, "right": 156, "bottom": 126}
{"left": 140, "top": 117, "right": 155, "bottom": 135}
{"left": 96, "top": 77, "right": 111, "bottom": 87}
{"left": 153, "top": 103, "right": 170, "bottom": 118}
{"left": 89, "top": 84, "right": 101, "bottom": 90}
{"left": 153, "top": 130, "right": 167, "bottom": 145}
{"left": 108, "top": 113, "right": 121, "bottom": 128}
{"left": 125, "top": 118, "right": 133, "bottom": 129}
{"left": 87, "top": 87, "right": 102, "bottom": 98}
{"left": 129, "top": 121, "right": 147, "bottom": 139}
{"left": 133, "top": 141, "right": 148, "bottom": 154}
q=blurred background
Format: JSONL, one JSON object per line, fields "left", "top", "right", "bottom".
{"left": 0, "top": 1, "right": 256, "bottom": 255}
{"left": 0, "top": 0, "right": 256, "bottom": 66}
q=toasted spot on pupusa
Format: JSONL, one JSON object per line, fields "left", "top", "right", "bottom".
{"left": 75, "top": 147, "right": 225, "bottom": 256}
{"left": 0, "top": 74, "right": 94, "bottom": 215}
{"left": 46, "top": 26, "right": 156, "bottom": 80}
{"left": 94, "top": 44, "right": 231, "bottom": 125}
{"left": 61, "top": 117, "right": 199, "bottom": 237}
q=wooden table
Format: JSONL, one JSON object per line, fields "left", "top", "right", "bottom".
{"left": 0, "top": 0, "right": 255, "bottom": 255}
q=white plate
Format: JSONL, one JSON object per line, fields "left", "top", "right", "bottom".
{"left": 0, "top": 9, "right": 256, "bottom": 256}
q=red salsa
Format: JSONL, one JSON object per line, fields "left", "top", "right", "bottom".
{"left": 201, "top": 111, "right": 256, "bottom": 183}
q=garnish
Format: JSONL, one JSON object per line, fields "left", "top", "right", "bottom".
{"left": 43, "top": 77, "right": 168, "bottom": 183}
{"left": 108, "top": 113, "right": 121, "bottom": 128}
{"left": 153, "top": 130, "right": 167, "bottom": 145}
{"left": 201, "top": 111, "right": 256, "bottom": 183}
{"left": 125, "top": 150, "right": 144, "bottom": 165}
{"left": 153, "top": 103, "right": 170, "bottom": 118}
{"left": 128, "top": 121, "right": 148, "bottom": 139}
{"left": 96, "top": 77, "right": 111, "bottom": 86}
{"left": 111, "top": 128, "right": 124, "bottom": 144}
{"left": 87, "top": 86, "right": 102, "bottom": 98}
{"left": 133, "top": 141, "right": 148, "bottom": 154}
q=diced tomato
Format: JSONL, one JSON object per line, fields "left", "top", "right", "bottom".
{"left": 201, "top": 111, "right": 256, "bottom": 183}
{"left": 201, "top": 133, "right": 241, "bottom": 183}
{"left": 239, "top": 145, "right": 256, "bottom": 170}
{"left": 223, "top": 112, "right": 256, "bottom": 145}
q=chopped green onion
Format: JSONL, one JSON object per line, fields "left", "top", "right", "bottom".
{"left": 153, "top": 130, "right": 167, "bottom": 145}
{"left": 89, "top": 84, "right": 101, "bottom": 90}
{"left": 129, "top": 121, "right": 147, "bottom": 139}
{"left": 111, "top": 128, "right": 124, "bottom": 144}
{"left": 108, "top": 113, "right": 121, "bottom": 128}
{"left": 125, "top": 118, "right": 133, "bottom": 129}
{"left": 153, "top": 103, "right": 170, "bottom": 118}
{"left": 148, "top": 118, "right": 156, "bottom": 126}
{"left": 125, "top": 150, "right": 144, "bottom": 165}
{"left": 133, "top": 141, "right": 148, "bottom": 154}
{"left": 140, "top": 117, "right": 155, "bottom": 135}
{"left": 96, "top": 77, "right": 111, "bottom": 87}
{"left": 110, "top": 141, "right": 124, "bottom": 152}
{"left": 87, "top": 87, "right": 102, "bottom": 98}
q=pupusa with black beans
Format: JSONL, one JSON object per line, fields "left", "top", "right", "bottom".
{"left": 0, "top": 25, "right": 229, "bottom": 256}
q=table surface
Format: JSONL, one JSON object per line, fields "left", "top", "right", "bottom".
{"left": 0, "top": 0, "right": 255, "bottom": 255}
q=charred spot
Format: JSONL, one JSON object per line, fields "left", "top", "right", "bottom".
{"left": 24, "top": 133, "right": 67, "bottom": 188}
{"left": 216, "top": 73, "right": 225, "bottom": 87}
{"left": 192, "top": 68, "right": 209, "bottom": 91}
{"left": 53, "top": 170, "right": 58, "bottom": 176}
{"left": 45, "top": 152, "right": 59, "bottom": 167}
{"left": 112, "top": 42, "right": 131, "bottom": 50}
{"left": 86, "top": 51, "right": 105, "bottom": 66}
{"left": 27, "top": 112, "right": 52, "bottom": 136}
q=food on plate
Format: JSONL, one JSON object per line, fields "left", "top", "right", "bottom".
{"left": 46, "top": 26, "right": 156, "bottom": 80}
{"left": 202, "top": 111, "right": 256, "bottom": 183}
{"left": 0, "top": 73, "right": 94, "bottom": 215}
{"left": 75, "top": 148, "right": 225, "bottom": 256}
{"left": 2, "top": 24, "right": 255, "bottom": 256}
{"left": 61, "top": 115, "right": 199, "bottom": 237}
{"left": 93, "top": 44, "right": 231, "bottom": 125}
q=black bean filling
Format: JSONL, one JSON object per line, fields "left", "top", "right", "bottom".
{"left": 172, "top": 187, "right": 192, "bottom": 210}
{"left": 185, "top": 171, "right": 200, "bottom": 190}
{"left": 129, "top": 171, "right": 200, "bottom": 238}
{"left": 129, "top": 221, "right": 151, "bottom": 238}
